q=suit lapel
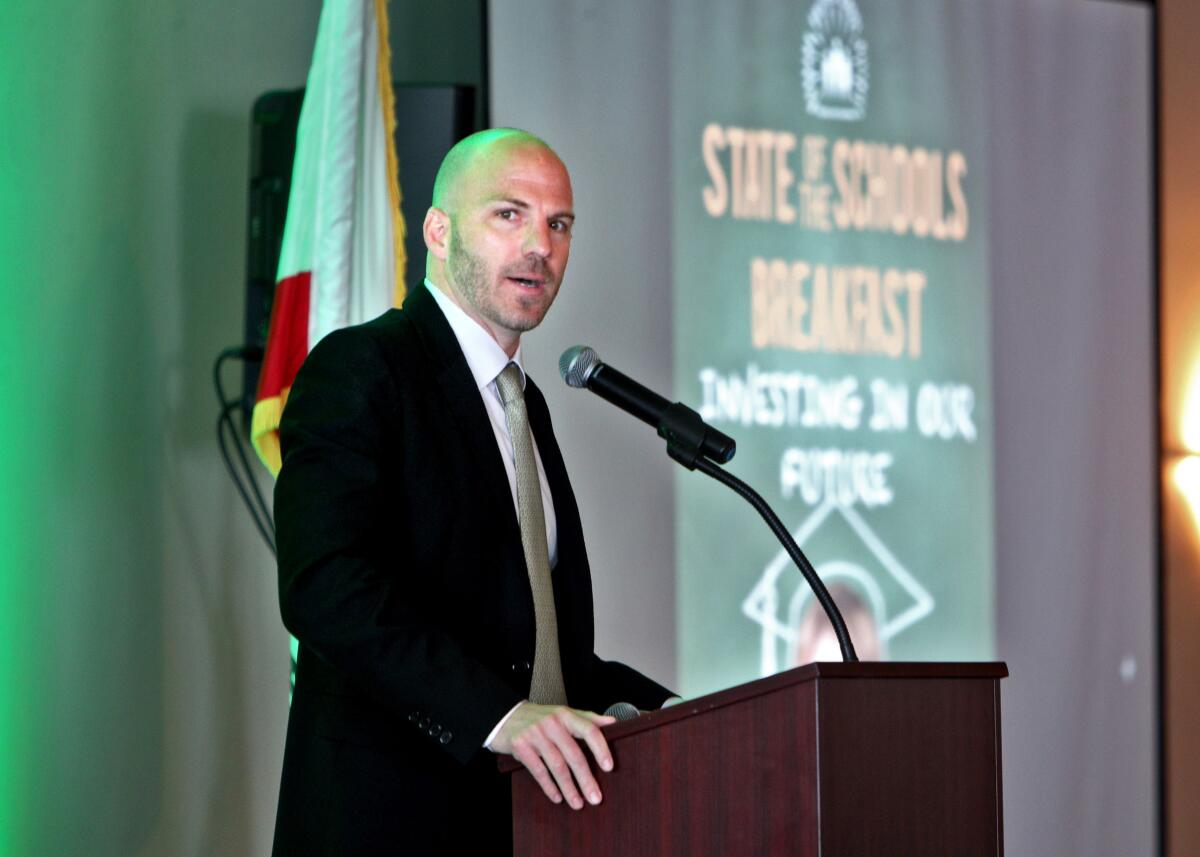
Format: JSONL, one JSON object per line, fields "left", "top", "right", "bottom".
{"left": 403, "top": 285, "right": 522, "bottom": 545}
{"left": 525, "top": 378, "right": 585, "bottom": 575}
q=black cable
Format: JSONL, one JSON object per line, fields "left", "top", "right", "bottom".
{"left": 224, "top": 400, "right": 274, "bottom": 536}
{"left": 213, "top": 347, "right": 276, "bottom": 555}
{"left": 217, "top": 401, "right": 276, "bottom": 554}
{"left": 213, "top": 346, "right": 273, "bottom": 530}
{"left": 693, "top": 456, "right": 858, "bottom": 663}
{"left": 212, "top": 345, "right": 292, "bottom": 691}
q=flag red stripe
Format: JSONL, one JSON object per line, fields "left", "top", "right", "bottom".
{"left": 256, "top": 271, "right": 313, "bottom": 402}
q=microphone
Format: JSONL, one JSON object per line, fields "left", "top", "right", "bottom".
{"left": 559, "top": 346, "right": 736, "bottom": 466}
{"left": 603, "top": 701, "right": 641, "bottom": 721}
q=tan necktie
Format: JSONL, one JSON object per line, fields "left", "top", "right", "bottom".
{"left": 495, "top": 363, "right": 567, "bottom": 706}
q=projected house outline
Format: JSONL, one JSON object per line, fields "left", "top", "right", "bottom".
{"left": 741, "top": 497, "right": 935, "bottom": 675}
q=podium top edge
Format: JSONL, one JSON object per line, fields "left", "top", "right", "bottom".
{"left": 797, "top": 660, "right": 1009, "bottom": 679}
{"left": 602, "top": 661, "right": 1008, "bottom": 746}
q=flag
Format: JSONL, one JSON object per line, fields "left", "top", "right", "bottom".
{"left": 251, "top": 0, "right": 406, "bottom": 475}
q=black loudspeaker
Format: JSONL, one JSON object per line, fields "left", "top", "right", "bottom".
{"left": 241, "top": 84, "right": 479, "bottom": 427}
{"left": 243, "top": 89, "right": 303, "bottom": 428}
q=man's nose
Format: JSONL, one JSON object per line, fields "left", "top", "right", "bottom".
{"left": 522, "top": 221, "right": 552, "bottom": 258}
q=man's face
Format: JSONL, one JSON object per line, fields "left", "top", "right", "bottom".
{"left": 443, "top": 143, "right": 574, "bottom": 345}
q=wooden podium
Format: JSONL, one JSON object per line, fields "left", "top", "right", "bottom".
{"left": 502, "top": 662, "right": 1007, "bottom": 856}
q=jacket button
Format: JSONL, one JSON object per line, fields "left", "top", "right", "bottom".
{"left": 439, "top": 731, "right": 452, "bottom": 745}
{"left": 429, "top": 724, "right": 442, "bottom": 737}
{"left": 418, "top": 717, "right": 430, "bottom": 729}
{"left": 407, "top": 712, "right": 418, "bottom": 722}
{"left": 511, "top": 661, "right": 532, "bottom": 673}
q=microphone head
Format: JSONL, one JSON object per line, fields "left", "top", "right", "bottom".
{"left": 559, "top": 345, "right": 600, "bottom": 388}
{"left": 603, "top": 701, "right": 641, "bottom": 722}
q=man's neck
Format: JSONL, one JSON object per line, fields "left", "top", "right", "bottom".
{"left": 425, "top": 277, "right": 522, "bottom": 359}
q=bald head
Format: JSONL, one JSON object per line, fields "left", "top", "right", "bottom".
{"left": 422, "top": 128, "right": 575, "bottom": 356}
{"left": 431, "top": 128, "right": 561, "bottom": 214}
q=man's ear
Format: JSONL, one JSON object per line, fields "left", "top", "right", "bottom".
{"left": 423, "top": 207, "right": 450, "bottom": 260}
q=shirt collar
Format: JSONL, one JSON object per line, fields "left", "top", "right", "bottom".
{"left": 424, "top": 278, "right": 526, "bottom": 392}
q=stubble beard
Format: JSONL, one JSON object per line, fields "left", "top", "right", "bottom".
{"left": 447, "top": 229, "right": 556, "bottom": 336}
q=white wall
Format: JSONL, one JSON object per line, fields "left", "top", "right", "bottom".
{"left": 4, "top": 2, "right": 321, "bottom": 854}
{"left": 147, "top": 5, "right": 322, "bottom": 854}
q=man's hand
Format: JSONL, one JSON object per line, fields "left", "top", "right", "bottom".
{"left": 489, "top": 702, "right": 615, "bottom": 810}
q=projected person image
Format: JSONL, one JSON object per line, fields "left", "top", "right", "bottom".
{"left": 270, "top": 128, "right": 675, "bottom": 857}
{"left": 790, "top": 582, "right": 885, "bottom": 665}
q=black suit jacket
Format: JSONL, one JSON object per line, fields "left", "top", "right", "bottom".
{"left": 271, "top": 283, "right": 672, "bottom": 856}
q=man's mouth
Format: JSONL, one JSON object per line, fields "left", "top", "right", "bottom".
{"left": 507, "top": 276, "right": 545, "bottom": 288}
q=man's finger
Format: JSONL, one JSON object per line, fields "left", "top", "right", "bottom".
{"left": 513, "top": 740, "right": 563, "bottom": 806}
{"left": 529, "top": 729, "right": 586, "bottom": 810}
{"left": 570, "top": 712, "right": 614, "bottom": 772}
{"left": 544, "top": 715, "right": 603, "bottom": 806}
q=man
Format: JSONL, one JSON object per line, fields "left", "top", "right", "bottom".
{"left": 271, "top": 128, "right": 674, "bottom": 856}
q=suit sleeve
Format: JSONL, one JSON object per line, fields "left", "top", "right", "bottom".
{"left": 274, "top": 327, "right": 522, "bottom": 764}
{"left": 588, "top": 656, "right": 675, "bottom": 712}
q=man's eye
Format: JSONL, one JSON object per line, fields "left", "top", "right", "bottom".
{"left": 550, "top": 220, "right": 572, "bottom": 233}
{"left": 497, "top": 210, "right": 517, "bottom": 221}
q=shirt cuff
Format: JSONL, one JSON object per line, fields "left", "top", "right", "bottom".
{"left": 484, "top": 700, "right": 526, "bottom": 751}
